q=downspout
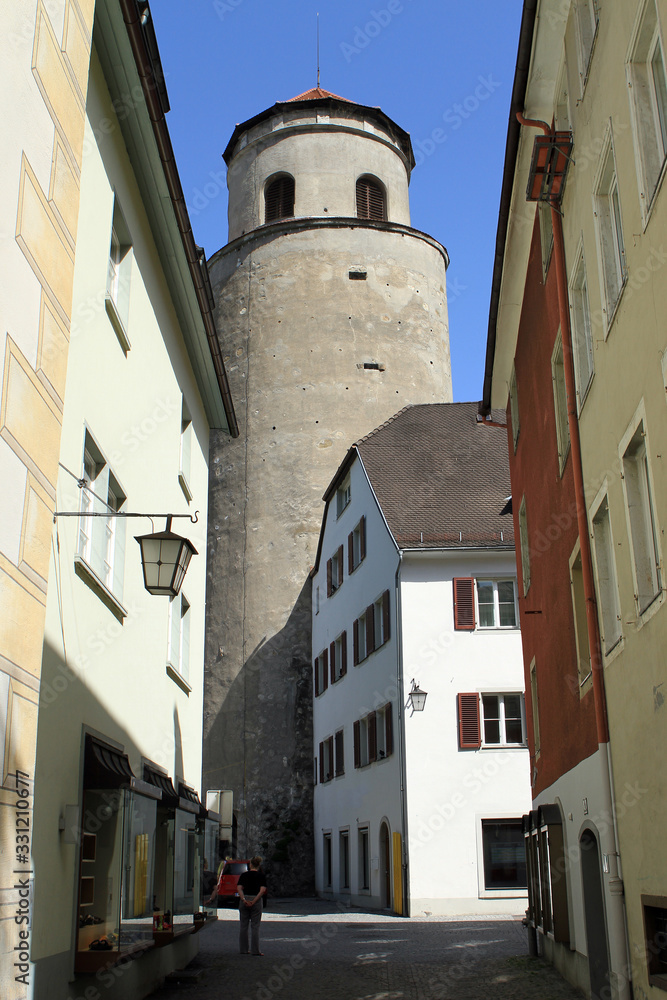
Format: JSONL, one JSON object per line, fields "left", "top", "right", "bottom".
{"left": 395, "top": 552, "right": 410, "bottom": 917}
{"left": 518, "top": 112, "right": 631, "bottom": 999}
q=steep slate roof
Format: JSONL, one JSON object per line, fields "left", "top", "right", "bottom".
{"left": 356, "top": 403, "right": 514, "bottom": 549}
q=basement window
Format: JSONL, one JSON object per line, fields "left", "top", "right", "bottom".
{"left": 349, "top": 271, "right": 367, "bottom": 280}
{"left": 363, "top": 362, "right": 381, "bottom": 370}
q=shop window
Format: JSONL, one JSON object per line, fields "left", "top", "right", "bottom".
{"left": 481, "top": 819, "right": 527, "bottom": 890}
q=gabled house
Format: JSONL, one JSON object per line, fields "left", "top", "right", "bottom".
{"left": 310, "top": 403, "right": 531, "bottom": 915}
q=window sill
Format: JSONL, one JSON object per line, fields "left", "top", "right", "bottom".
{"left": 637, "top": 588, "right": 665, "bottom": 628}
{"left": 648, "top": 974, "right": 667, "bottom": 993}
{"left": 478, "top": 888, "right": 528, "bottom": 899}
{"left": 641, "top": 154, "right": 667, "bottom": 232}
{"left": 576, "top": 372, "right": 594, "bottom": 417}
{"left": 74, "top": 556, "right": 127, "bottom": 623}
{"left": 603, "top": 274, "right": 628, "bottom": 340}
{"left": 480, "top": 744, "right": 528, "bottom": 751}
{"left": 476, "top": 626, "right": 520, "bottom": 633}
{"left": 178, "top": 472, "right": 193, "bottom": 503}
{"left": 166, "top": 662, "right": 191, "bottom": 694}
{"left": 105, "top": 294, "right": 131, "bottom": 354}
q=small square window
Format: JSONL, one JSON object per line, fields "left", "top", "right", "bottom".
{"left": 336, "top": 477, "right": 351, "bottom": 517}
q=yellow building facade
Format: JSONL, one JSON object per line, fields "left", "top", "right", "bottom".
{"left": 1, "top": 4, "right": 93, "bottom": 996}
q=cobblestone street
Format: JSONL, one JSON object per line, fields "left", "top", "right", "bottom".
{"left": 148, "top": 901, "right": 583, "bottom": 1000}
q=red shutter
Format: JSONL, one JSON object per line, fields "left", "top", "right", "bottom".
{"left": 384, "top": 703, "right": 393, "bottom": 756}
{"left": 353, "top": 720, "right": 361, "bottom": 768}
{"left": 314, "top": 658, "right": 320, "bottom": 697}
{"left": 360, "top": 516, "right": 366, "bottom": 561}
{"left": 382, "top": 590, "right": 390, "bottom": 643}
{"left": 335, "top": 730, "right": 344, "bottom": 775}
{"left": 326, "top": 559, "right": 332, "bottom": 598}
{"left": 458, "top": 693, "right": 481, "bottom": 748}
{"left": 353, "top": 619, "right": 359, "bottom": 665}
{"left": 330, "top": 642, "right": 336, "bottom": 683}
{"left": 341, "top": 631, "right": 348, "bottom": 676}
{"left": 368, "top": 712, "right": 377, "bottom": 762}
{"left": 322, "top": 649, "right": 329, "bottom": 691}
{"left": 319, "top": 742, "right": 325, "bottom": 783}
{"left": 338, "top": 545, "right": 344, "bottom": 585}
{"left": 348, "top": 531, "right": 354, "bottom": 573}
{"left": 454, "top": 578, "right": 476, "bottom": 630}
{"left": 366, "top": 605, "right": 375, "bottom": 654}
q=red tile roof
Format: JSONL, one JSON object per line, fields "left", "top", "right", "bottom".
{"left": 356, "top": 403, "right": 514, "bottom": 549}
{"left": 286, "top": 87, "right": 353, "bottom": 103}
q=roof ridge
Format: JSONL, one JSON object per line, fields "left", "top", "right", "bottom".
{"left": 355, "top": 404, "right": 414, "bottom": 446}
{"left": 285, "top": 87, "right": 354, "bottom": 104}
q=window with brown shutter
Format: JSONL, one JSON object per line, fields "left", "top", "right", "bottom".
{"left": 348, "top": 531, "right": 354, "bottom": 574}
{"left": 341, "top": 630, "right": 347, "bottom": 676}
{"left": 353, "top": 720, "right": 361, "bottom": 768}
{"left": 322, "top": 649, "right": 328, "bottom": 692}
{"left": 335, "top": 730, "right": 344, "bottom": 775}
{"left": 314, "top": 658, "right": 319, "bottom": 697}
{"left": 359, "top": 515, "right": 366, "bottom": 560}
{"left": 384, "top": 703, "right": 393, "bottom": 756}
{"left": 326, "top": 558, "right": 332, "bottom": 598}
{"left": 356, "top": 176, "right": 386, "bottom": 221}
{"left": 454, "top": 577, "right": 476, "bottom": 630}
{"left": 458, "top": 692, "right": 481, "bottom": 749}
{"left": 382, "top": 589, "right": 390, "bottom": 642}
{"left": 368, "top": 711, "right": 377, "bottom": 762}
{"left": 330, "top": 642, "right": 336, "bottom": 684}
{"left": 366, "top": 604, "right": 375, "bottom": 654}
{"left": 319, "top": 742, "right": 325, "bottom": 783}
{"left": 353, "top": 619, "right": 359, "bottom": 665}
{"left": 338, "top": 544, "right": 344, "bottom": 586}
{"left": 265, "top": 174, "right": 294, "bottom": 222}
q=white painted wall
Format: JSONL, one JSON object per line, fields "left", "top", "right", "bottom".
{"left": 312, "top": 454, "right": 402, "bottom": 909}
{"left": 400, "top": 549, "right": 531, "bottom": 915}
{"left": 33, "top": 51, "right": 210, "bottom": 964}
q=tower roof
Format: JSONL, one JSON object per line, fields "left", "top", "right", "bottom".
{"left": 285, "top": 87, "right": 353, "bottom": 103}
{"left": 223, "top": 91, "right": 415, "bottom": 169}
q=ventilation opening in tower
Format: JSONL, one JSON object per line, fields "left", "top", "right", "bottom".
{"left": 265, "top": 175, "right": 295, "bottom": 222}
{"left": 356, "top": 177, "right": 386, "bottom": 221}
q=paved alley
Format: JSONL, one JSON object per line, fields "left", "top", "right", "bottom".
{"left": 148, "top": 900, "right": 583, "bottom": 1000}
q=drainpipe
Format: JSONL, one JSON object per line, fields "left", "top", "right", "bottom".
{"left": 395, "top": 552, "right": 410, "bottom": 917}
{"left": 517, "top": 113, "right": 631, "bottom": 1000}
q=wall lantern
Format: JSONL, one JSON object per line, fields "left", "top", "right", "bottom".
{"left": 135, "top": 516, "right": 198, "bottom": 597}
{"left": 407, "top": 679, "right": 427, "bottom": 715}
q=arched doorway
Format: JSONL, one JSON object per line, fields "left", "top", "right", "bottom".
{"left": 580, "top": 829, "right": 611, "bottom": 1000}
{"left": 379, "top": 822, "right": 392, "bottom": 910}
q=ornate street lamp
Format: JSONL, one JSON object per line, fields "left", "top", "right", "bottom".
{"left": 135, "top": 516, "right": 198, "bottom": 597}
{"left": 407, "top": 679, "right": 427, "bottom": 715}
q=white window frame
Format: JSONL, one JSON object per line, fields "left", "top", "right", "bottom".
{"left": 373, "top": 594, "right": 385, "bottom": 647}
{"left": 481, "top": 693, "right": 526, "bottom": 748}
{"left": 554, "top": 56, "right": 572, "bottom": 132}
{"left": 569, "top": 241, "right": 595, "bottom": 409}
{"left": 179, "top": 398, "right": 193, "bottom": 502}
{"left": 551, "top": 331, "right": 570, "bottom": 473}
{"left": 350, "top": 518, "right": 365, "bottom": 572}
{"left": 590, "top": 488, "right": 623, "bottom": 655}
{"left": 475, "top": 579, "right": 519, "bottom": 629}
{"left": 376, "top": 703, "right": 391, "bottom": 759}
{"left": 77, "top": 432, "right": 127, "bottom": 602}
{"left": 593, "top": 129, "right": 627, "bottom": 331}
{"left": 332, "top": 633, "right": 345, "bottom": 682}
{"left": 168, "top": 592, "right": 191, "bottom": 684}
{"left": 105, "top": 196, "right": 133, "bottom": 352}
{"left": 620, "top": 410, "right": 663, "bottom": 616}
{"left": 330, "top": 548, "right": 342, "bottom": 592}
{"left": 626, "top": 0, "right": 667, "bottom": 221}
{"left": 357, "top": 611, "right": 368, "bottom": 662}
{"left": 575, "top": 0, "right": 599, "bottom": 94}
{"left": 336, "top": 476, "right": 351, "bottom": 517}
{"left": 358, "top": 716, "right": 369, "bottom": 767}
{"left": 315, "top": 651, "right": 328, "bottom": 695}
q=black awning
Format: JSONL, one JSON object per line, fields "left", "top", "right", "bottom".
{"left": 538, "top": 804, "right": 564, "bottom": 827}
{"left": 143, "top": 765, "right": 179, "bottom": 804}
{"left": 178, "top": 781, "right": 207, "bottom": 817}
{"left": 85, "top": 735, "right": 135, "bottom": 789}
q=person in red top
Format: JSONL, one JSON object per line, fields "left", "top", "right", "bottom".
{"left": 237, "top": 856, "right": 267, "bottom": 955}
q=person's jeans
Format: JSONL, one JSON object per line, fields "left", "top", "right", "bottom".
{"left": 239, "top": 898, "right": 263, "bottom": 954}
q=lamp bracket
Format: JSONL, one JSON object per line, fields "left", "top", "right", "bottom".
{"left": 53, "top": 510, "right": 199, "bottom": 524}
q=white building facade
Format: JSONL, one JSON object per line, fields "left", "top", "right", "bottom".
{"left": 312, "top": 404, "right": 532, "bottom": 916}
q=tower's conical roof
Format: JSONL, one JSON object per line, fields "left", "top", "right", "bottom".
{"left": 286, "top": 87, "right": 353, "bottom": 103}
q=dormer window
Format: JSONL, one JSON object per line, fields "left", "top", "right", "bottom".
{"left": 265, "top": 174, "right": 294, "bottom": 222}
{"left": 356, "top": 176, "right": 386, "bottom": 221}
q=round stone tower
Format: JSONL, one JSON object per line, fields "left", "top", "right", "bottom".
{"left": 204, "top": 88, "right": 452, "bottom": 894}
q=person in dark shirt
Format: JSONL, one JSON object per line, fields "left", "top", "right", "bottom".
{"left": 237, "top": 856, "right": 267, "bottom": 955}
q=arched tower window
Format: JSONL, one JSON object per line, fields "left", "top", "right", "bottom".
{"left": 356, "top": 176, "right": 386, "bottom": 221}
{"left": 265, "top": 174, "right": 295, "bottom": 223}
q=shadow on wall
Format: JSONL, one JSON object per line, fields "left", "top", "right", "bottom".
{"left": 204, "top": 577, "right": 315, "bottom": 897}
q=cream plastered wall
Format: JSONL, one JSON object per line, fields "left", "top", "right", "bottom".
{"left": 0, "top": 2, "right": 93, "bottom": 997}
{"left": 31, "top": 48, "right": 210, "bottom": 977}
{"left": 549, "top": 4, "right": 667, "bottom": 998}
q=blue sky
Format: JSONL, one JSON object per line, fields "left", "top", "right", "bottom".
{"left": 150, "top": 1, "right": 523, "bottom": 403}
